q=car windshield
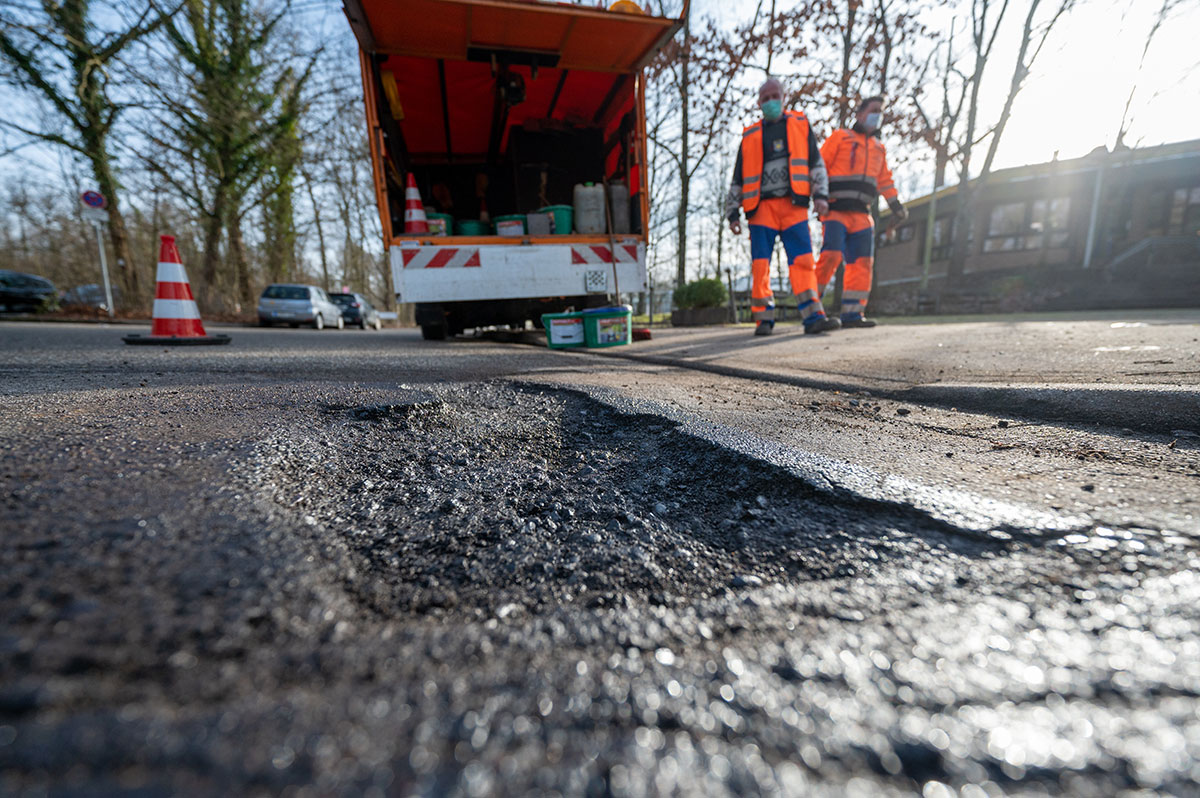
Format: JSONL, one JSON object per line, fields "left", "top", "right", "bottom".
{"left": 329, "top": 294, "right": 355, "bottom": 306}
{"left": 262, "top": 285, "right": 308, "bottom": 300}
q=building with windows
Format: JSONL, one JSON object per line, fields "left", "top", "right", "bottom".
{"left": 872, "top": 139, "right": 1200, "bottom": 312}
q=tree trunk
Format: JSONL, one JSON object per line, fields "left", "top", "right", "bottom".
{"left": 200, "top": 189, "right": 227, "bottom": 305}
{"left": 947, "top": 22, "right": 986, "bottom": 281}
{"left": 228, "top": 214, "right": 253, "bottom": 310}
{"left": 675, "top": 12, "right": 691, "bottom": 289}
{"left": 838, "top": 3, "right": 858, "bottom": 127}
{"left": 765, "top": 0, "right": 776, "bottom": 74}
{"left": 304, "top": 174, "right": 330, "bottom": 291}
{"left": 85, "top": 137, "right": 141, "bottom": 304}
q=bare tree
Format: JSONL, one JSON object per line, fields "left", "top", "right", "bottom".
{"left": 946, "top": 0, "right": 1076, "bottom": 279}
{"left": 913, "top": 24, "right": 967, "bottom": 192}
{"left": 0, "top": 0, "right": 176, "bottom": 303}
{"left": 1115, "top": 0, "right": 1186, "bottom": 149}
{"left": 138, "top": 0, "right": 316, "bottom": 307}
{"left": 647, "top": 1, "right": 765, "bottom": 288}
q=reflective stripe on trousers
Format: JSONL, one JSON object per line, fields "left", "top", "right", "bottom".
{"left": 817, "top": 210, "right": 875, "bottom": 316}
{"left": 747, "top": 198, "right": 825, "bottom": 320}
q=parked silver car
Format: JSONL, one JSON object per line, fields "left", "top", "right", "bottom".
{"left": 258, "top": 284, "right": 345, "bottom": 329}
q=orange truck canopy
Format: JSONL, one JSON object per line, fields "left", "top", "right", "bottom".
{"left": 346, "top": 0, "right": 681, "bottom": 73}
{"left": 347, "top": 0, "right": 684, "bottom": 247}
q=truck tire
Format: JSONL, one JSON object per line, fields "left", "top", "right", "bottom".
{"left": 421, "top": 322, "right": 447, "bottom": 340}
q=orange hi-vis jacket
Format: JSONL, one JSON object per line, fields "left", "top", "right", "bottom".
{"left": 739, "top": 110, "right": 820, "bottom": 217}
{"left": 821, "top": 127, "right": 898, "bottom": 214}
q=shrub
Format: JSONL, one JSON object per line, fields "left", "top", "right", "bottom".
{"left": 674, "top": 277, "right": 727, "bottom": 309}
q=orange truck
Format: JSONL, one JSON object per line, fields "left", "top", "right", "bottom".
{"left": 345, "top": 0, "right": 685, "bottom": 339}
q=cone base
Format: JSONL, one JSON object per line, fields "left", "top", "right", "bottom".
{"left": 122, "top": 334, "right": 232, "bottom": 346}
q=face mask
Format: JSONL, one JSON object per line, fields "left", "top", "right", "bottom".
{"left": 864, "top": 112, "right": 882, "bottom": 130}
{"left": 760, "top": 99, "right": 783, "bottom": 121}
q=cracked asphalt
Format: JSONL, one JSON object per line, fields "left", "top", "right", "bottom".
{"left": 1, "top": 318, "right": 1198, "bottom": 796}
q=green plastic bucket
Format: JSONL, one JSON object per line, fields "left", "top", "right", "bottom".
{"left": 538, "top": 205, "right": 574, "bottom": 235}
{"left": 541, "top": 311, "right": 585, "bottom": 348}
{"left": 582, "top": 305, "right": 632, "bottom": 348}
{"left": 426, "top": 212, "right": 454, "bottom": 236}
{"left": 493, "top": 214, "right": 526, "bottom": 236}
{"left": 456, "top": 219, "right": 489, "bottom": 236}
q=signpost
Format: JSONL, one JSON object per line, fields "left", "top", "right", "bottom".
{"left": 80, "top": 191, "right": 114, "bottom": 318}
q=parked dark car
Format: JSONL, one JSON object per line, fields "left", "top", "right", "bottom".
{"left": 60, "top": 283, "right": 122, "bottom": 311}
{"left": 0, "top": 270, "right": 58, "bottom": 312}
{"left": 258, "top": 284, "right": 344, "bottom": 329}
{"left": 329, "top": 292, "right": 383, "bottom": 330}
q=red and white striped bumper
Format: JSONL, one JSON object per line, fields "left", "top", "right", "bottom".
{"left": 391, "top": 241, "right": 646, "bottom": 303}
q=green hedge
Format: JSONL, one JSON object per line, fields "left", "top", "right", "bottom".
{"left": 674, "top": 277, "right": 727, "bottom": 309}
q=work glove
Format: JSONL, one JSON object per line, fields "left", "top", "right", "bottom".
{"left": 888, "top": 199, "right": 908, "bottom": 222}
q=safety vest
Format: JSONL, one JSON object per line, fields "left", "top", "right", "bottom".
{"left": 740, "top": 110, "right": 812, "bottom": 217}
{"left": 821, "top": 128, "right": 898, "bottom": 209}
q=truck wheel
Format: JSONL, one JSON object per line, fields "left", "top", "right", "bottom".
{"left": 421, "top": 322, "right": 447, "bottom": 340}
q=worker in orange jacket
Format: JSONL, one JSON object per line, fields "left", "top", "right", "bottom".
{"left": 817, "top": 96, "right": 907, "bottom": 328}
{"left": 726, "top": 78, "right": 839, "bottom": 336}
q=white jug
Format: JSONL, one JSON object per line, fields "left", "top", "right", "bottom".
{"left": 573, "top": 183, "right": 606, "bottom": 234}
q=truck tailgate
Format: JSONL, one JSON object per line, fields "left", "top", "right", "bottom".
{"left": 393, "top": 241, "right": 645, "bottom": 303}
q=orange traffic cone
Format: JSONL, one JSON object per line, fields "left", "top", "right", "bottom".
{"left": 404, "top": 174, "right": 428, "bottom": 234}
{"left": 123, "top": 235, "right": 230, "bottom": 346}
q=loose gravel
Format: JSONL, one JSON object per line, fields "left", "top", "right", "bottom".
{"left": 2, "top": 380, "right": 1198, "bottom": 796}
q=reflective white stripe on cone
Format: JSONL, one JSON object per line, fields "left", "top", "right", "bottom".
{"left": 123, "top": 234, "right": 230, "bottom": 345}
{"left": 404, "top": 173, "right": 428, "bottom": 234}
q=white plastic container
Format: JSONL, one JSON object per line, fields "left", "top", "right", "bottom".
{"left": 573, "top": 182, "right": 606, "bottom": 234}
{"left": 495, "top": 218, "right": 525, "bottom": 237}
{"left": 607, "top": 181, "right": 630, "bottom": 234}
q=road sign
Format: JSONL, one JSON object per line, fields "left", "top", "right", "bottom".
{"left": 79, "top": 192, "right": 115, "bottom": 317}
{"left": 81, "top": 190, "right": 107, "bottom": 209}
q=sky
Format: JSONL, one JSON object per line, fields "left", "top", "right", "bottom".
{"left": 980, "top": 0, "right": 1200, "bottom": 167}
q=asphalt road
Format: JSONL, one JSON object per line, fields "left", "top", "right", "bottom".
{"left": 2, "top": 317, "right": 1198, "bottom": 796}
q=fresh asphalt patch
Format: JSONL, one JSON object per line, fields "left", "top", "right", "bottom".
{"left": 3, "top": 380, "right": 1198, "bottom": 795}
{"left": 260, "top": 382, "right": 1018, "bottom": 617}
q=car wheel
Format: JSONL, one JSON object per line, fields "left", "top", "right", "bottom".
{"left": 421, "top": 322, "right": 447, "bottom": 340}
{"left": 313, "top": 313, "right": 324, "bottom": 330}
{"left": 259, "top": 319, "right": 272, "bottom": 327}
{"left": 335, "top": 315, "right": 344, "bottom": 330}
{"left": 360, "top": 319, "right": 369, "bottom": 330}
{"left": 373, "top": 318, "right": 382, "bottom": 331}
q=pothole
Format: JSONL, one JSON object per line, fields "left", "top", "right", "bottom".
{"left": 256, "top": 383, "right": 1012, "bottom": 617}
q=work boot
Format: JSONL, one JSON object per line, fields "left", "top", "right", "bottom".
{"left": 840, "top": 314, "right": 877, "bottom": 328}
{"left": 804, "top": 315, "right": 841, "bottom": 335}
{"left": 754, "top": 320, "right": 775, "bottom": 336}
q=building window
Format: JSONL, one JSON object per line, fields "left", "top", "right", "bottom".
{"left": 985, "top": 198, "right": 1070, "bottom": 252}
{"left": 877, "top": 224, "right": 915, "bottom": 248}
{"left": 984, "top": 201, "right": 1025, "bottom": 252}
{"left": 1168, "top": 186, "right": 1200, "bottom": 235}
{"left": 929, "top": 216, "right": 954, "bottom": 260}
{"left": 1145, "top": 190, "right": 1170, "bottom": 236}
{"left": 1032, "top": 197, "right": 1071, "bottom": 248}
